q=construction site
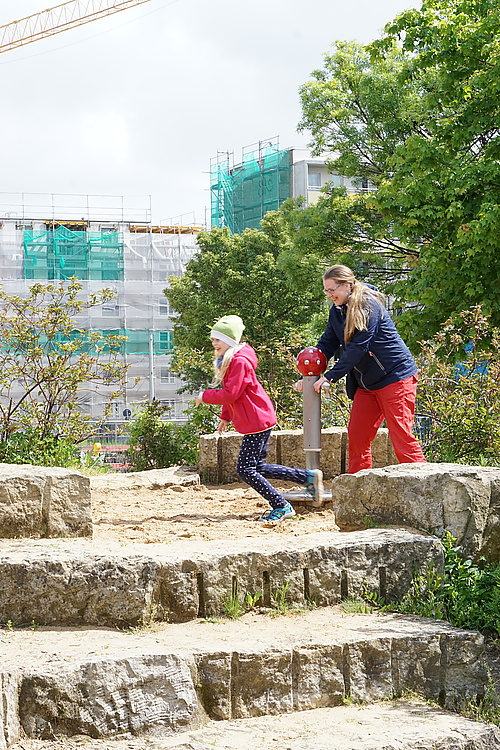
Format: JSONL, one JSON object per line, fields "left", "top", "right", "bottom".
{"left": 0, "top": 191, "right": 201, "bottom": 439}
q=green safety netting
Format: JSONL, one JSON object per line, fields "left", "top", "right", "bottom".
{"left": 211, "top": 147, "right": 291, "bottom": 233}
{"left": 23, "top": 226, "right": 124, "bottom": 281}
{"left": 102, "top": 329, "right": 173, "bottom": 355}
{"left": 6, "top": 329, "right": 173, "bottom": 356}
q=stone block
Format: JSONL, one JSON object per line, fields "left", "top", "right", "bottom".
{"left": 320, "top": 427, "right": 345, "bottom": 478}
{"left": 0, "top": 530, "right": 443, "bottom": 627}
{"left": 19, "top": 654, "right": 201, "bottom": 739}
{"left": 198, "top": 434, "right": 220, "bottom": 484}
{"left": 0, "top": 464, "right": 91, "bottom": 539}
{"left": 331, "top": 463, "right": 500, "bottom": 559}
{"left": 278, "top": 430, "right": 305, "bottom": 471}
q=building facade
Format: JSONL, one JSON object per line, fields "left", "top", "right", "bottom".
{"left": 0, "top": 193, "right": 201, "bottom": 434}
{"left": 210, "top": 138, "right": 371, "bottom": 233}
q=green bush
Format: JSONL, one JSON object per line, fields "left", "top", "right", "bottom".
{"left": 0, "top": 429, "right": 78, "bottom": 467}
{"left": 381, "top": 533, "right": 500, "bottom": 637}
{"left": 126, "top": 400, "right": 219, "bottom": 472}
{"left": 416, "top": 306, "right": 500, "bottom": 464}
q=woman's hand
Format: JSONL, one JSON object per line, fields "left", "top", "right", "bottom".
{"left": 218, "top": 419, "right": 230, "bottom": 434}
{"left": 313, "top": 376, "right": 330, "bottom": 393}
{"left": 293, "top": 380, "right": 303, "bottom": 393}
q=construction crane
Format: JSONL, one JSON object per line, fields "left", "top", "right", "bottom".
{"left": 0, "top": 0, "right": 152, "bottom": 55}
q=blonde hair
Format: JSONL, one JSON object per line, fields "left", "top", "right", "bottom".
{"left": 212, "top": 344, "right": 244, "bottom": 386}
{"left": 323, "top": 264, "right": 385, "bottom": 343}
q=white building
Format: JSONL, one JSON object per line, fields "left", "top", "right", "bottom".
{"left": 0, "top": 193, "right": 201, "bottom": 433}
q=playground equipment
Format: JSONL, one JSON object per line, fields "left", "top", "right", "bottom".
{"left": 284, "top": 347, "right": 332, "bottom": 505}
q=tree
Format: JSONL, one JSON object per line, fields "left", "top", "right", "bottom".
{"left": 297, "top": 0, "right": 500, "bottom": 347}
{"left": 164, "top": 216, "right": 327, "bottom": 427}
{"left": 0, "top": 279, "right": 128, "bottom": 454}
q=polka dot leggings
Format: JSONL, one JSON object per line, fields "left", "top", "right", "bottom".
{"left": 236, "top": 429, "right": 307, "bottom": 509}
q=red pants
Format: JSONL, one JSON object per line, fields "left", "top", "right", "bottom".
{"left": 347, "top": 374, "right": 426, "bottom": 474}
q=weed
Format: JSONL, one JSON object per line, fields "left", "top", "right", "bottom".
{"left": 341, "top": 597, "right": 373, "bottom": 614}
{"left": 244, "top": 591, "right": 263, "bottom": 610}
{"left": 272, "top": 581, "right": 292, "bottom": 615}
{"left": 461, "top": 671, "right": 500, "bottom": 726}
{"left": 223, "top": 579, "right": 244, "bottom": 619}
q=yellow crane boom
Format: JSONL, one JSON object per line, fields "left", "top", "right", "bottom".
{"left": 0, "top": 0, "right": 152, "bottom": 54}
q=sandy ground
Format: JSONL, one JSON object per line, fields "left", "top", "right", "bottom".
{"left": 90, "top": 477, "right": 340, "bottom": 545}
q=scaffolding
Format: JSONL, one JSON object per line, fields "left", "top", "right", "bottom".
{"left": 0, "top": 198, "right": 202, "bottom": 424}
{"left": 210, "top": 137, "right": 291, "bottom": 233}
{"left": 23, "top": 226, "right": 124, "bottom": 281}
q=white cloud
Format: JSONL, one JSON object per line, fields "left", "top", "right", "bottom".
{"left": 0, "top": 0, "right": 418, "bottom": 224}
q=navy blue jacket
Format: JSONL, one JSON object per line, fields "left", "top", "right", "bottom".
{"left": 317, "top": 297, "right": 417, "bottom": 391}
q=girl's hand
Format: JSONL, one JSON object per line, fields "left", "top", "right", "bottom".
{"left": 293, "top": 380, "right": 303, "bottom": 393}
{"left": 195, "top": 391, "right": 204, "bottom": 407}
{"left": 218, "top": 419, "right": 229, "bottom": 434}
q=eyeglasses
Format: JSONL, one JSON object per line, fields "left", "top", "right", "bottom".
{"left": 323, "top": 283, "right": 342, "bottom": 296}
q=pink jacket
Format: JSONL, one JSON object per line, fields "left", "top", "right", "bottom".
{"left": 201, "top": 343, "right": 277, "bottom": 435}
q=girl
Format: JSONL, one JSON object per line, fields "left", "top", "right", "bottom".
{"left": 308, "top": 265, "right": 426, "bottom": 473}
{"left": 195, "top": 315, "right": 323, "bottom": 522}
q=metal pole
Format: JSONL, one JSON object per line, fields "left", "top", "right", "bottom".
{"left": 302, "top": 375, "right": 321, "bottom": 470}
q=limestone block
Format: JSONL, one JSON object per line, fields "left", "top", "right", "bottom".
{"left": 0, "top": 543, "right": 159, "bottom": 627}
{"left": 0, "top": 463, "right": 91, "bottom": 539}
{"left": 482, "top": 476, "right": 500, "bottom": 563}
{"left": 0, "top": 671, "right": 21, "bottom": 750}
{"left": 19, "top": 654, "right": 201, "bottom": 739}
{"left": 231, "top": 650, "right": 294, "bottom": 718}
{"left": 198, "top": 434, "right": 220, "bottom": 484}
{"left": 0, "top": 530, "right": 442, "bottom": 627}
{"left": 195, "top": 652, "right": 232, "bottom": 720}
{"left": 91, "top": 467, "right": 199, "bottom": 491}
{"left": 278, "top": 430, "right": 306, "bottom": 471}
{"left": 191, "top": 530, "right": 443, "bottom": 620}
{"left": 320, "top": 428, "right": 345, "bottom": 478}
{"left": 332, "top": 463, "right": 500, "bottom": 558}
{"left": 292, "top": 644, "right": 345, "bottom": 710}
{"left": 347, "top": 638, "right": 393, "bottom": 702}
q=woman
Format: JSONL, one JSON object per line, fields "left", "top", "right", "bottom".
{"left": 307, "top": 264, "right": 426, "bottom": 473}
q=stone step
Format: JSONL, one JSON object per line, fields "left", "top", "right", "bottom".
{"left": 7, "top": 701, "right": 500, "bottom": 750}
{"left": 0, "top": 607, "right": 488, "bottom": 747}
{"left": 0, "top": 529, "right": 442, "bottom": 628}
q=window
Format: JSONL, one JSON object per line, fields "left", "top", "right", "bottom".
{"left": 159, "top": 299, "right": 170, "bottom": 316}
{"left": 308, "top": 172, "right": 321, "bottom": 190}
{"left": 158, "top": 331, "right": 173, "bottom": 352}
{"left": 160, "top": 367, "right": 176, "bottom": 384}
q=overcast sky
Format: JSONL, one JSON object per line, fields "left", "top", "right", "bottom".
{"left": 0, "top": 0, "right": 417, "bottom": 226}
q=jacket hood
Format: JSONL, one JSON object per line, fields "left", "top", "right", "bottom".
{"left": 236, "top": 342, "right": 258, "bottom": 370}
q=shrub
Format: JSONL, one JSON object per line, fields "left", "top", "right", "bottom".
{"left": 126, "top": 400, "right": 219, "bottom": 471}
{"left": 416, "top": 306, "right": 500, "bottom": 464}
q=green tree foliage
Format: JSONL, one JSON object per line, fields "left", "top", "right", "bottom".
{"left": 296, "top": 0, "right": 500, "bottom": 346}
{"left": 0, "top": 279, "right": 128, "bottom": 462}
{"left": 373, "top": 0, "right": 500, "bottom": 343}
{"left": 164, "top": 217, "right": 326, "bottom": 427}
{"left": 416, "top": 306, "right": 500, "bottom": 464}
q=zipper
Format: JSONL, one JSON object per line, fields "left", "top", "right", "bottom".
{"left": 369, "top": 351, "right": 387, "bottom": 373}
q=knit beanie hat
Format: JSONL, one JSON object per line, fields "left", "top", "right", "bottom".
{"left": 210, "top": 315, "right": 245, "bottom": 348}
